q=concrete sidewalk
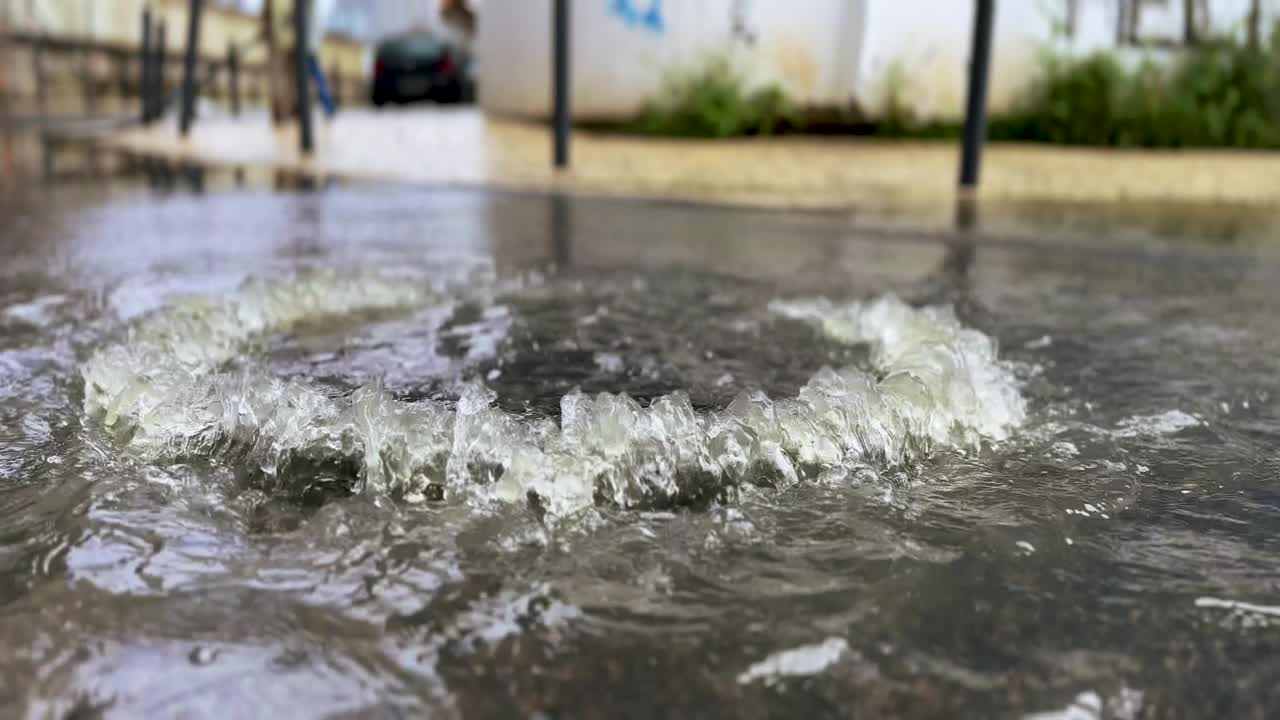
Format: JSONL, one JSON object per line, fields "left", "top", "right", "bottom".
{"left": 101, "top": 108, "right": 1280, "bottom": 211}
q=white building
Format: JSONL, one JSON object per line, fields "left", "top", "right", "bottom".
{"left": 477, "top": 0, "right": 1274, "bottom": 122}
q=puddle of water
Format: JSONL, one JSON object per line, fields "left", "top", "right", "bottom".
{"left": 2, "top": 181, "right": 1280, "bottom": 717}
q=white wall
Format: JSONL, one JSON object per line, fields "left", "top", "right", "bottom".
{"left": 1125, "top": 0, "right": 1274, "bottom": 45}
{"left": 477, "top": 0, "right": 1280, "bottom": 122}
{"left": 740, "top": 0, "right": 866, "bottom": 105}
{"left": 1062, "top": 0, "right": 1274, "bottom": 54}
{"left": 854, "top": 0, "right": 1047, "bottom": 119}
{"left": 478, "top": 0, "right": 864, "bottom": 119}
{"left": 804, "top": 0, "right": 1280, "bottom": 120}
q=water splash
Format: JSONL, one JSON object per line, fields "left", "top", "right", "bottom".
{"left": 81, "top": 274, "right": 1026, "bottom": 515}
{"left": 82, "top": 272, "right": 443, "bottom": 455}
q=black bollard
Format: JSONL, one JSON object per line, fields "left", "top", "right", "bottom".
{"left": 226, "top": 44, "right": 240, "bottom": 115}
{"left": 227, "top": 44, "right": 240, "bottom": 116}
{"left": 552, "top": 0, "right": 570, "bottom": 168}
{"left": 155, "top": 21, "right": 168, "bottom": 120}
{"left": 958, "top": 0, "right": 995, "bottom": 190}
{"left": 294, "top": 0, "right": 314, "bottom": 154}
{"left": 140, "top": 9, "right": 153, "bottom": 123}
{"left": 180, "top": 0, "right": 204, "bottom": 136}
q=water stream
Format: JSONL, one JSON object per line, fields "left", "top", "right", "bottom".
{"left": 2, "top": 183, "right": 1278, "bottom": 718}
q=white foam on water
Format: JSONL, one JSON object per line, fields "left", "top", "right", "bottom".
{"left": 81, "top": 275, "right": 1027, "bottom": 515}
{"left": 1195, "top": 596, "right": 1280, "bottom": 618}
{"left": 1024, "top": 691, "right": 1104, "bottom": 720}
{"left": 769, "top": 295, "right": 1026, "bottom": 449}
{"left": 82, "top": 273, "right": 440, "bottom": 448}
{"left": 736, "top": 637, "right": 850, "bottom": 684}
{"left": 1111, "top": 410, "right": 1201, "bottom": 438}
{"left": 1025, "top": 686, "right": 1145, "bottom": 720}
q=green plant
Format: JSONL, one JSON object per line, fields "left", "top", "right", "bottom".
{"left": 878, "top": 60, "right": 915, "bottom": 135}
{"left": 881, "top": 21, "right": 1280, "bottom": 150}
{"left": 1001, "top": 50, "right": 1131, "bottom": 144}
{"left": 1018, "top": 39, "right": 1280, "bottom": 148}
{"left": 630, "top": 53, "right": 800, "bottom": 138}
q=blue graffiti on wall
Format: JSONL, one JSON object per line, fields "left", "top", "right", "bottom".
{"left": 609, "top": 0, "right": 665, "bottom": 35}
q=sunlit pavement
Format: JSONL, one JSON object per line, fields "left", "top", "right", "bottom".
{"left": 99, "top": 107, "right": 1280, "bottom": 213}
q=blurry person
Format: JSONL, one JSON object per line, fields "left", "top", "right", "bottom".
{"left": 263, "top": 0, "right": 337, "bottom": 125}
{"left": 440, "top": 0, "right": 476, "bottom": 40}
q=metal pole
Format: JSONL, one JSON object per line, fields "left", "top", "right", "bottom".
{"left": 294, "top": 0, "right": 314, "bottom": 154}
{"left": 552, "top": 0, "right": 570, "bottom": 168}
{"left": 227, "top": 43, "right": 240, "bottom": 116}
{"left": 155, "top": 20, "right": 167, "bottom": 119}
{"left": 180, "top": 0, "right": 203, "bottom": 136}
{"left": 141, "top": 10, "right": 154, "bottom": 122}
{"left": 1248, "top": 0, "right": 1261, "bottom": 49}
{"left": 1115, "top": 0, "right": 1129, "bottom": 45}
{"left": 1182, "top": 0, "right": 1197, "bottom": 46}
{"left": 958, "top": 0, "right": 995, "bottom": 191}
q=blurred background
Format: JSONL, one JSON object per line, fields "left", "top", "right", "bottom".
{"left": 3, "top": 1, "right": 1274, "bottom": 124}
{"left": 3, "top": 0, "right": 1279, "bottom": 211}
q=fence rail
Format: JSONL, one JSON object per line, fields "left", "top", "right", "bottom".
{"left": 0, "top": 29, "right": 366, "bottom": 117}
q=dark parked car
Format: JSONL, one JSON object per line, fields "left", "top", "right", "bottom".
{"left": 371, "top": 32, "right": 475, "bottom": 106}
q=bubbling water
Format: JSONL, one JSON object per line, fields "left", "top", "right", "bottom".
{"left": 80, "top": 272, "right": 1026, "bottom": 515}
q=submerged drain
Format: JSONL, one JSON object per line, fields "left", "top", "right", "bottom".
{"left": 79, "top": 271, "right": 1026, "bottom": 515}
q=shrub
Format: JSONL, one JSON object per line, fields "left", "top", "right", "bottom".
{"left": 630, "top": 54, "right": 800, "bottom": 138}
{"left": 886, "top": 25, "right": 1280, "bottom": 149}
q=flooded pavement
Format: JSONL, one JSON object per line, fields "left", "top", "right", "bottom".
{"left": 2, "top": 178, "right": 1280, "bottom": 718}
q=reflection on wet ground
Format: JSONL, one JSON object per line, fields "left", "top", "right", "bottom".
{"left": 2, "top": 175, "right": 1280, "bottom": 718}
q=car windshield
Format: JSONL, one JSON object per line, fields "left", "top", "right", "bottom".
{"left": 380, "top": 34, "right": 446, "bottom": 59}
